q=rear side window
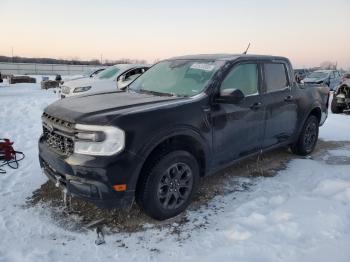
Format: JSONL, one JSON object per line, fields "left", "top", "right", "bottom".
{"left": 264, "top": 63, "right": 289, "bottom": 92}
{"left": 220, "top": 63, "right": 258, "bottom": 96}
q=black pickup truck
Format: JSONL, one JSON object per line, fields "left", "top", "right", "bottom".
{"left": 39, "top": 54, "right": 329, "bottom": 220}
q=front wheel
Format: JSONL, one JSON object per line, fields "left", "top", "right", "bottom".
{"left": 137, "top": 150, "right": 200, "bottom": 220}
{"left": 291, "top": 115, "right": 319, "bottom": 156}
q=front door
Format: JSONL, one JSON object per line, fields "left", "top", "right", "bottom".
{"left": 212, "top": 62, "right": 265, "bottom": 166}
{"left": 261, "top": 62, "right": 298, "bottom": 148}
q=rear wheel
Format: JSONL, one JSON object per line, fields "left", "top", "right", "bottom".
{"left": 331, "top": 97, "right": 343, "bottom": 114}
{"left": 291, "top": 115, "right": 319, "bottom": 156}
{"left": 137, "top": 150, "right": 199, "bottom": 220}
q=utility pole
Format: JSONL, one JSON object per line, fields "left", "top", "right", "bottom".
{"left": 11, "top": 47, "right": 14, "bottom": 63}
{"left": 100, "top": 54, "right": 103, "bottom": 65}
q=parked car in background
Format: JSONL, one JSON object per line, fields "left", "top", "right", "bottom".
{"left": 60, "top": 64, "right": 149, "bottom": 98}
{"left": 294, "top": 68, "right": 310, "bottom": 81}
{"left": 341, "top": 72, "right": 350, "bottom": 83}
{"left": 303, "top": 70, "right": 342, "bottom": 90}
{"left": 331, "top": 78, "right": 350, "bottom": 113}
{"left": 62, "top": 68, "right": 106, "bottom": 83}
{"left": 41, "top": 80, "right": 60, "bottom": 90}
{"left": 39, "top": 54, "right": 329, "bottom": 220}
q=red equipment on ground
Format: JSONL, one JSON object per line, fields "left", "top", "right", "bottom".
{"left": 0, "top": 139, "right": 25, "bottom": 174}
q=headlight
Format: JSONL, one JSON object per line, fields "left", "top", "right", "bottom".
{"left": 74, "top": 124, "right": 125, "bottom": 156}
{"left": 73, "top": 86, "right": 91, "bottom": 93}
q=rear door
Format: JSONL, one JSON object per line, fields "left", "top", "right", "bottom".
{"left": 261, "top": 62, "right": 298, "bottom": 148}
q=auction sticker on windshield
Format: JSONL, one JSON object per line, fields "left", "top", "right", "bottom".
{"left": 190, "top": 63, "right": 215, "bottom": 71}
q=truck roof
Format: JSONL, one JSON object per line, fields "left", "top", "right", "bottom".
{"left": 168, "top": 53, "right": 289, "bottom": 62}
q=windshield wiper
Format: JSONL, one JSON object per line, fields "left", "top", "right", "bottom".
{"left": 138, "top": 89, "right": 176, "bottom": 97}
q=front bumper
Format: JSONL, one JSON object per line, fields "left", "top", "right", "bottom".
{"left": 38, "top": 137, "right": 143, "bottom": 209}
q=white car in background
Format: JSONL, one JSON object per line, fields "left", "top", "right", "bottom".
{"left": 60, "top": 64, "right": 149, "bottom": 98}
{"left": 62, "top": 67, "right": 106, "bottom": 83}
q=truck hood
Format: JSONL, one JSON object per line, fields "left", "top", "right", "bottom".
{"left": 44, "top": 91, "right": 185, "bottom": 124}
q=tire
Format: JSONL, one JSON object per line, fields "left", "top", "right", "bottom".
{"left": 137, "top": 150, "right": 200, "bottom": 220}
{"left": 331, "top": 97, "right": 343, "bottom": 114}
{"left": 291, "top": 115, "right": 319, "bottom": 156}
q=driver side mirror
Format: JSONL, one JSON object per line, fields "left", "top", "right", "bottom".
{"left": 216, "top": 89, "right": 245, "bottom": 104}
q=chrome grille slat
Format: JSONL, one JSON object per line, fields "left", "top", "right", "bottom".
{"left": 42, "top": 112, "right": 74, "bottom": 132}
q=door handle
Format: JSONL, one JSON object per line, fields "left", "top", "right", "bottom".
{"left": 250, "top": 102, "right": 262, "bottom": 110}
{"left": 284, "top": 95, "right": 293, "bottom": 102}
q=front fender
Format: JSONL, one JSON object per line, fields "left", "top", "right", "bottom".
{"left": 135, "top": 124, "right": 211, "bottom": 164}
{"left": 125, "top": 125, "right": 212, "bottom": 192}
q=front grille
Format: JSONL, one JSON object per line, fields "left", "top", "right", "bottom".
{"left": 61, "top": 86, "right": 70, "bottom": 94}
{"left": 42, "top": 112, "right": 74, "bottom": 156}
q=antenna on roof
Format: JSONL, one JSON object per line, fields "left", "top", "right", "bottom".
{"left": 243, "top": 43, "right": 251, "bottom": 55}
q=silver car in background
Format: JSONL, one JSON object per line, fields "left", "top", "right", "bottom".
{"left": 303, "top": 70, "right": 342, "bottom": 90}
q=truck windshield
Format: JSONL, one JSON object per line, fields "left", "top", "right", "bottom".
{"left": 129, "top": 60, "right": 221, "bottom": 97}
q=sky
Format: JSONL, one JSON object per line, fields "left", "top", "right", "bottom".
{"left": 0, "top": 0, "right": 349, "bottom": 69}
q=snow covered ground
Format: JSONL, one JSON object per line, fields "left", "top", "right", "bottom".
{"left": 1, "top": 82, "right": 350, "bottom": 262}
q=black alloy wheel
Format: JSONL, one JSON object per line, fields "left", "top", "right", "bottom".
{"left": 137, "top": 150, "right": 199, "bottom": 220}
{"left": 291, "top": 115, "right": 319, "bottom": 156}
{"left": 303, "top": 120, "right": 317, "bottom": 152}
{"left": 157, "top": 162, "right": 193, "bottom": 210}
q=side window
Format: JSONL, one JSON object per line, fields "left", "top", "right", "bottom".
{"left": 122, "top": 69, "right": 142, "bottom": 81}
{"left": 264, "top": 63, "right": 289, "bottom": 92}
{"left": 220, "top": 63, "right": 258, "bottom": 96}
{"left": 126, "top": 69, "right": 137, "bottom": 79}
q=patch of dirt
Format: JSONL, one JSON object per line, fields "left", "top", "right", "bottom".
{"left": 26, "top": 139, "right": 348, "bottom": 233}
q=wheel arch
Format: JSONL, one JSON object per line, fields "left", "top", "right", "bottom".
{"left": 308, "top": 106, "right": 322, "bottom": 123}
{"left": 295, "top": 104, "right": 322, "bottom": 141}
{"left": 140, "top": 127, "right": 210, "bottom": 172}
{"left": 130, "top": 126, "right": 211, "bottom": 195}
